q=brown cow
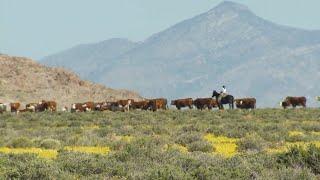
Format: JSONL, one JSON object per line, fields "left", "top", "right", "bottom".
{"left": 131, "top": 100, "right": 150, "bottom": 110}
{"left": 118, "top": 99, "right": 134, "bottom": 111}
{"left": 71, "top": 103, "right": 85, "bottom": 112}
{"left": 193, "top": 98, "right": 218, "bottom": 110}
{"left": 171, "top": 98, "right": 193, "bottom": 110}
{"left": 235, "top": 98, "right": 256, "bottom": 109}
{"left": 281, "top": 96, "right": 306, "bottom": 109}
{"left": 82, "top": 102, "right": 94, "bottom": 112}
{"left": 147, "top": 98, "right": 167, "bottom": 111}
{"left": 43, "top": 100, "right": 57, "bottom": 112}
{"left": 36, "top": 100, "right": 57, "bottom": 112}
{"left": 10, "top": 103, "right": 20, "bottom": 113}
{"left": 71, "top": 102, "right": 95, "bottom": 112}
{"left": 94, "top": 102, "right": 105, "bottom": 111}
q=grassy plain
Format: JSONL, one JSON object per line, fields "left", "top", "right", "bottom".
{"left": 0, "top": 109, "right": 319, "bottom": 179}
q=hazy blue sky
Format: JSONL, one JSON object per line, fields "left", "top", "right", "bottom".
{"left": 1, "top": 0, "right": 320, "bottom": 59}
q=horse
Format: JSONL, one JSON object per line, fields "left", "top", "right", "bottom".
{"left": 212, "top": 90, "right": 234, "bottom": 110}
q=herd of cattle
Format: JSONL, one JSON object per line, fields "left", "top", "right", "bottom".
{"left": 0, "top": 96, "right": 315, "bottom": 114}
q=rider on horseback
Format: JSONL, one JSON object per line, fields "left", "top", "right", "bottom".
{"left": 219, "top": 85, "right": 228, "bottom": 102}
{"left": 212, "top": 86, "right": 234, "bottom": 109}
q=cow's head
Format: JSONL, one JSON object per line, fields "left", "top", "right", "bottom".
{"left": 240, "top": 100, "right": 243, "bottom": 105}
{"left": 170, "top": 100, "right": 176, "bottom": 105}
{"left": 27, "top": 105, "right": 36, "bottom": 112}
{"left": 72, "top": 104, "right": 76, "bottom": 109}
{"left": 234, "top": 99, "right": 241, "bottom": 105}
{"left": 280, "top": 101, "right": 290, "bottom": 109}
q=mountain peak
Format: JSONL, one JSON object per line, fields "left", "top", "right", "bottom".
{"left": 209, "top": 1, "right": 250, "bottom": 14}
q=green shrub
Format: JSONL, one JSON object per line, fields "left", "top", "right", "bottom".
{"left": 258, "top": 167, "right": 316, "bottom": 180}
{"left": 146, "top": 165, "right": 191, "bottom": 179}
{"left": 175, "top": 133, "right": 201, "bottom": 146}
{"left": 40, "top": 139, "right": 61, "bottom": 149}
{"left": 1, "top": 154, "right": 60, "bottom": 179}
{"left": 8, "top": 137, "right": 34, "bottom": 148}
{"left": 187, "top": 140, "right": 212, "bottom": 153}
{"left": 57, "top": 152, "right": 108, "bottom": 176}
{"left": 237, "top": 133, "right": 268, "bottom": 153}
{"left": 277, "top": 145, "right": 320, "bottom": 175}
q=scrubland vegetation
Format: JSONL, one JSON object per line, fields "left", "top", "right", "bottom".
{"left": 0, "top": 109, "right": 320, "bottom": 179}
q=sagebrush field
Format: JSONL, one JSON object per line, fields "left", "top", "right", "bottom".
{"left": 0, "top": 109, "right": 320, "bottom": 179}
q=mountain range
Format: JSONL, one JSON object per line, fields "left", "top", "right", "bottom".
{"left": 42, "top": 1, "right": 320, "bottom": 107}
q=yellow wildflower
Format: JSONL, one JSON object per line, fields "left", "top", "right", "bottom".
{"left": 288, "top": 131, "right": 304, "bottom": 137}
{"left": 64, "top": 146, "right": 110, "bottom": 155}
{"left": 121, "top": 135, "right": 133, "bottom": 142}
{"left": 204, "top": 134, "right": 239, "bottom": 157}
{"left": 162, "top": 144, "right": 188, "bottom": 153}
{"left": 81, "top": 125, "right": 100, "bottom": 130}
{"left": 0, "top": 147, "right": 57, "bottom": 159}
{"left": 267, "top": 141, "right": 320, "bottom": 154}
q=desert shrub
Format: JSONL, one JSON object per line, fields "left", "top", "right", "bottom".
{"left": 40, "top": 139, "right": 61, "bottom": 149}
{"left": 175, "top": 132, "right": 201, "bottom": 146}
{"left": 180, "top": 124, "right": 201, "bottom": 132}
{"left": 258, "top": 167, "right": 316, "bottom": 180}
{"left": 277, "top": 145, "right": 320, "bottom": 175}
{"left": 187, "top": 140, "right": 213, "bottom": 153}
{"left": 301, "top": 123, "right": 320, "bottom": 132}
{"left": 285, "top": 135, "right": 309, "bottom": 142}
{"left": 1, "top": 154, "right": 60, "bottom": 179}
{"left": 8, "top": 137, "right": 34, "bottom": 148}
{"left": 146, "top": 164, "right": 191, "bottom": 179}
{"left": 237, "top": 133, "right": 268, "bottom": 153}
{"left": 57, "top": 152, "right": 109, "bottom": 176}
{"left": 1, "top": 109, "right": 320, "bottom": 178}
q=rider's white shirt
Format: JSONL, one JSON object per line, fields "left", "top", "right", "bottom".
{"left": 222, "top": 88, "right": 227, "bottom": 94}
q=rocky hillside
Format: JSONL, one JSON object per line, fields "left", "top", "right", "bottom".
{"left": 0, "top": 55, "right": 142, "bottom": 109}
{"left": 42, "top": 1, "right": 320, "bottom": 107}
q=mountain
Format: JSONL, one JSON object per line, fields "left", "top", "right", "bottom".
{"left": 0, "top": 55, "right": 141, "bottom": 108}
{"left": 43, "top": 38, "right": 139, "bottom": 79}
{"left": 42, "top": 1, "right": 320, "bottom": 107}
